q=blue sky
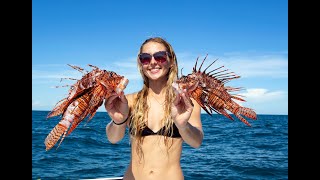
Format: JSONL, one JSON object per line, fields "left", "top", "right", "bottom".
{"left": 32, "top": 0, "right": 288, "bottom": 115}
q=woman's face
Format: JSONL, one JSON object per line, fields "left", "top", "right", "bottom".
{"left": 140, "top": 42, "right": 172, "bottom": 81}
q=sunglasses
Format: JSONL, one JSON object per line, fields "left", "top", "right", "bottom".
{"left": 138, "top": 51, "right": 170, "bottom": 65}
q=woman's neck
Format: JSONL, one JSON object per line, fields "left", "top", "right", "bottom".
{"left": 148, "top": 79, "right": 167, "bottom": 95}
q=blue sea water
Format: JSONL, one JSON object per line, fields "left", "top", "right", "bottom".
{"left": 32, "top": 111, "right": 288, "bottom": 180}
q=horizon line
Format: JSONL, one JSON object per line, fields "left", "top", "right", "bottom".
{"left": 31, "top": 109, "right": 288, "bottom": 116}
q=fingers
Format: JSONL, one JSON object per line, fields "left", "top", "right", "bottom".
{"left": 181, "top": 90, "right": 194, "bottom": 112}
{"left": 173, "top": 88, "right": 193, "bottom": 109}
{"left": 119, "top": 91, "right": 128, "bottom": 104}
{"left": 173, "top": 92, "right": 180, "bottom": 106}
{"left": 172, "top": 82, "right": 182, "bottom": 95}
{"left": 105, "top": 92, "right": 119, "bottom": 107}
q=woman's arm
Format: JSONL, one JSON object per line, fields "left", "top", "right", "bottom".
{"left": 171, "top": 90, "right": 203, "bottom": 148}
{"left": 106, "top": 119, "right": 128, "bottom": 144}
{"left": 105, "top": 92, "right": 131, "bottom": 144}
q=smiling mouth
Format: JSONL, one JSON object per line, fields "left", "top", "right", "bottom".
{"left": 149, "top": 68, "right": 161, "bottom": 73}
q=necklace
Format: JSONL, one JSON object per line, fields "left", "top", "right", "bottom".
{"left": 149, "top": 93, "right": 166, "bottom": 106}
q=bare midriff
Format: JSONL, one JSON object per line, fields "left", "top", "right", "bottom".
{"left": 123, "top": 135, "right": 184, "bottom": 180}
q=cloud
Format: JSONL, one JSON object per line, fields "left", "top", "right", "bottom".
{"left": 221, "top": 51, "right": 288, "bottom": 78}
{"left": 32, "top": 100, "right": 45, "bottom": 108}
{"left": 234, "top": 88, "right": 287, "bottom": 104}
{"left": 175, "top": 52, "right": 288, "bottom": 78}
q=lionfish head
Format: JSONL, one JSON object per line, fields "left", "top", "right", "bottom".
{"left": 175, "top": 74, "right": 198, "bottom": 92}
{"left": 98, "top": 71, "right": 129, "bottom": 94}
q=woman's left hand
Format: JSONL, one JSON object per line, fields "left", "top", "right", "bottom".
{"left": 171, "top": 89, "right": 194, "bottom": 129}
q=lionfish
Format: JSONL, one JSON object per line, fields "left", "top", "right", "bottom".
{"left": 44, "top": 64, "right": 129, "bottom": 151}
{"left": 173, "top": 55, "right": 257, "bottom": 126}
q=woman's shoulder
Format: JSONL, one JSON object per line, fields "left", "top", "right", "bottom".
{"left": 125, "top": 92, "right": 138, "bottom": 106}
{"left": 125, "top": 92, "right": 138, "bottom": 99}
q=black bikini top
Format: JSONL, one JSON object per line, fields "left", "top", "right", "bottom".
{"left": 129, "top": 123, "right": 182, "bottom": 138}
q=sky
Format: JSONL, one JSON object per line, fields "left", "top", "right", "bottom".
{"left": 32, "top": 0, "right": 288, "bottom": 115}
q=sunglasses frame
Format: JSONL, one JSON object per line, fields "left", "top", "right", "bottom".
{"left": 138, "top": 51, "right": 171, "bottom": 65}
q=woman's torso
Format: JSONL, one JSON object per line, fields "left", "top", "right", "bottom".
{"left": 123, "top": 136, "right": 184, "bottom": 180}
{"left": 123, "top": 93, "right": 184, "bottom": 180}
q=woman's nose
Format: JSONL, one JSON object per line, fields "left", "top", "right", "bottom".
{"left": 149, "top": 56, "right": 158, "bottom": 64}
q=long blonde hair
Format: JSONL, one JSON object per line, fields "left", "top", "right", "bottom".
{"left": 130, "top": 37, "right": 178, "bottom": 158}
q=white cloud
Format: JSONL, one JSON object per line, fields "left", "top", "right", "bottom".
{"left": 233, "top": 88, "right": 287, "bottom": 105}
{"left": 32, "top": 100, "right": 45, "bottom": 108}
{"left": 32, "top": 100, "right": 40, "bottom": 106}
{"left": 219, "top": 52, "right": 288, "bottom": 78}
{"left": 175, "top": 52, "right": 288, "bottom": 78}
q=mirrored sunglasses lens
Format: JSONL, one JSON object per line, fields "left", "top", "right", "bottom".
{"left": 139, "top": 54, "right": 152, "bottom": 64}
{"left": 154, "top": 52, "right": 167, "bottom": 63}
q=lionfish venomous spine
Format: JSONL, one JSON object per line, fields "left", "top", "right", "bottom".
{"left": 174, "top": 55, "right": 257, "bottom": 126}
{"left": 44, "top": 64, "right": 129, "bottom": 151}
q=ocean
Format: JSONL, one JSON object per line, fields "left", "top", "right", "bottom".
{"left": 32, "top": 111, "right": 288, "bottom": 180}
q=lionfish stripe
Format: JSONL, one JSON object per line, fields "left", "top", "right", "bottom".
{"left": 231, "top": 95, "right": 246, "bottom": 102}
{"left": 67, "top": 95, "right": 92, "bottom": 135}
{"left": 44, "top": 123, "right": 68, "bottom": 151}
{"left": 47, "top": 99, "right": 69, "bottom": 118}
{"left": 177, "top": 56, "right": 257, "bottom": 126}
{"left": 235, "top": 113, "right": 251, "bottom": 126}
{"left": 217, "top": 109, "right": 234, "bottom": 121}
{"left": 45, "top": 64, "right": 128, "bottom": 150}
{"left": 195, "top": 97, "right": 212, "bottom": 115}
{"left": 207, "top": 106, "right": 220, "bottom": 115}
{"left": 239, "top": 107, "right": 257, "bottom": 120}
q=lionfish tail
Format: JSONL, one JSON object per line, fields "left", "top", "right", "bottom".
{"left": 44, "top": 122, "right": 69, "bottom": 151}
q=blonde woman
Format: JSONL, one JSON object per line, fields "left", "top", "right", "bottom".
{"left": 105, "top": 37, "right": 203, "bottom": 180}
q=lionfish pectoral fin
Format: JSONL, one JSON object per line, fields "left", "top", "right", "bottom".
{"left": 234, "top": 113, "right": 251, "bottom": 127}
{"left": 66, "top": 112, "right": 89, "bottom": 136}
{"left": 231, "top": 95, "right": 246, "bottom": 102}
{"left": 87, "top": 110, "right": 98, "bottom": 123}
{"left": 47, "top": 99, "right": 70, "bottom": 119}
{"left": 44, "top": 122, "right": 69, "bottom": 151}
{"left": 202, "top": 106, "right": 213, "bottom": 116}
{"left": 217, "top": 109, "right": 234, "bottom": 121}
{"left": 66, "top": 122, "right": 81, "bottom": 136}
{"left": 207, "top": 106, "right": 222, "bottom": 116}
{"left": 192, "top": 97, "right": 212, "bottom": 115}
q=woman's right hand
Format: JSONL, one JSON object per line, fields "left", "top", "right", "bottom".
{"left": 105, "top": 91, "right": 129, "bottom": 123}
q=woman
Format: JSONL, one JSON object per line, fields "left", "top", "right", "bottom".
{"left": 105, "top": 37, "right": 203, "bottom": 180}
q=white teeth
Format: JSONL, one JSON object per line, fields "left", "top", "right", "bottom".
{"left": 150, "top": 69, "right": 160, "bottom": 73}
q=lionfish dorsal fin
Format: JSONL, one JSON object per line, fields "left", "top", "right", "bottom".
{"left": 207, "top": 65, "right": 225, "bottom": 75}
{"left": 67, "top": 64, "right": 88, "bottom": 74}
{"left": 193, "top": 56, "right": 200, "bottom": 72}
{"left": 88, "top": 64, "right": 99, "bottom": 69}
{"left": 197, "top": 54, "right": 208, "bottom": 73}
{"left": 203, "top": 58, "right": 218, "bottom": 74}
{"left": 180, "top": 67, "right": 184, "bottom": 78}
